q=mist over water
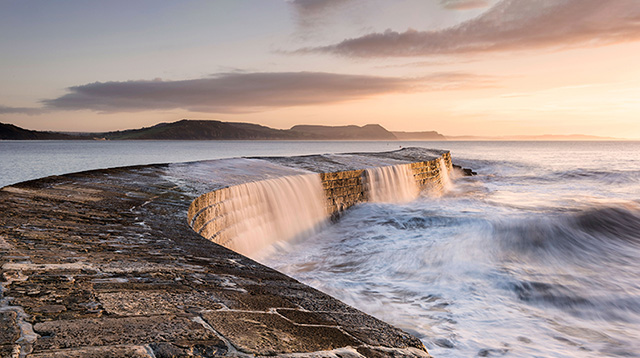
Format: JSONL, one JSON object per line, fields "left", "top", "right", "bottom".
{"left": 264, "top": 142, "right": 640, "bottom": 358}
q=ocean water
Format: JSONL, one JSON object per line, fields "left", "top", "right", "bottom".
{"left": 263, "top": 141, "right": 640, "bottom": 358}
{"left": 2, "top": 140, "right": 639, "bottom": 357}
{"left": 0, "top": 140, "right": 408, "bottom": 188}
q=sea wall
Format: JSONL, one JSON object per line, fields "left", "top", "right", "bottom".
{"left": 188, "top": 152, "right": 453, "bottom": 256}
{"left": 412, "top": 152, "right": 452, "bottom": 191}
{"left": 0, "top": 149, "right": 446, "bottom": 357}
{"left": 320, "top": 169, "right": 365, "bottom": 216}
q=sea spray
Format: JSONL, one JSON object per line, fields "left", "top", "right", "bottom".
{"left": 265, "top": 142, "right": 640, "bottom": 357}
{"left": 217, "top": 174, "right": 328, "bottom": 257}
{"left": 439, "top": 157, "right": 453, "bottom": 191}
{"left": 365, "top": 164, "right": 419, "bottom": 202}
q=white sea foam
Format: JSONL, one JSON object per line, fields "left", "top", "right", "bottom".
{"left": 439, "top": 157, "right": 453, "bottom": 192}
{"left": 365, "top": 164, "right": 419, "bottom": 203}
{"left": 218, "top": 174, "right": 328, "bottom": 258}
{"left": 265, "top": 142, "right": 640, "bottom": 358}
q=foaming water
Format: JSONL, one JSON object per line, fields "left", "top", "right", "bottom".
{"left": 365, "top": 164, "right": 419, "bottom": 202}
{"left": 265, "top": 142, "right": 640, "bottom": 358}
{"left": 219, "top": 174, "right": 328, "bottom": 258}
{"left": 439, "top": 157, "right": 453, "bottom": 191}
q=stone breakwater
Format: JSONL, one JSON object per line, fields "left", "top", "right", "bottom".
{"left": 0, "top": 148, "right": 449, "bottom": 358}
{"left": 188, "top": 152, "right": 452, "bottom": 257}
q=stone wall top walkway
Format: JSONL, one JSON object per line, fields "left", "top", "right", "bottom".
{"left": 0, "top": 149, "right": 442, "bottom": 358}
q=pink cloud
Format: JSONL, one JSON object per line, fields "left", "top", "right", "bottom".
{"left": 37, "top": 71, "right": 491, "bottom": 114}
{"left": 297, "top": 0, "right": 640, "bottom": 57}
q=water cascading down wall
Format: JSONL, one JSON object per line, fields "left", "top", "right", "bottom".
{"left": 188, "top": 152, "right": 453, "bottom": 258}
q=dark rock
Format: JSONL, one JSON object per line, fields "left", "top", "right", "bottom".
{"left": 434, "top": 338, "right": 455, "bottom": 348}
{"left": 0, "top": 311, "right": 21, "bottom": 345}
{"left": 478, "top": 347, "right": 509, "bottom": 356}
{"left": 453, "top": 164, "right": 477, "bottom": 176}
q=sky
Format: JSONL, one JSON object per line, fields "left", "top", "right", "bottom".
{"left": 1, "top": 0, "right": 639, "bottom": 138}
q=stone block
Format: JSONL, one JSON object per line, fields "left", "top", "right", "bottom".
{"left": 259, "top": 286, "right": 360, "bottom": 314}
{"left": 214, "top": 289, "right": 297, "bottom": 311}
{"left": 327, "top": 312, "right": 424, "bottom": 350}
{"left": 96, "top": 291, "right": 224, "bottom": 316}
{"left": 202, "top": 311, "right": 360, "bottom": 355}
{"left": 276, "top": 309, "right": 336, "bottom": 326}
{"left": 32, "top": 316, "right": 219, "bottom": 351}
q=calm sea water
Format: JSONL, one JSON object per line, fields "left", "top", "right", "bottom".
{"left": 2, "top": 140, "right": 639, "bottom": 357}
{"left": 0, "top": 140, "right": 407, "bottom": 188}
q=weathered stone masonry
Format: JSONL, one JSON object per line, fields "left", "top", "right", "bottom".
{"left": 323, "top": 152, "right": 452, "bottom": 216}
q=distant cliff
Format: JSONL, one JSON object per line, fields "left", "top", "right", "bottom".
{"left": 0, "top": 122, "right": 76, "bottom": 140}
{"left": 290, "top": 124, "right": 396, "bottom": 140}
{"left": 1, "top": 120, "right": 407, "bottom": 140}
{"left": 101, "top": 120, "right": 300, "bottom": 140}
{"left": 392, "top": 131, "right": 446, "bottom": 140}
{"left": 3, "top": 120, "right": 620, "bottom": 141}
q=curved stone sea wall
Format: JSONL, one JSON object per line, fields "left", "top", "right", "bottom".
{"left": 0, "top": 148, "right": 448, "bottom": 357}
{"left": 188, "top": 152, "right": 453, "bottom": 257}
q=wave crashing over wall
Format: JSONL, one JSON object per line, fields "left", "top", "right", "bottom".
{"left": 439, "top": 157, "right": 453, "bottom": 191}
{"left": 365, "top": 164, "right": 419, "bottom": 203}
{"left": 202, "top": 174, "right": 327, "bottom": 257}
{"left": 188, "top": 151, "right": 453, "bottom": 258}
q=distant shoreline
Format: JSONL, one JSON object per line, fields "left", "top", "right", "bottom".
{"left": 1, "top": 119, "right": 627, "bottom": 141}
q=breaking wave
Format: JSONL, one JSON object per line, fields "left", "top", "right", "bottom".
{"left": 265, "top": 142, "right": 640, "bottom": 357}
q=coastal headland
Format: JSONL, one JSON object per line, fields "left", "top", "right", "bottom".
{"left": 1, "top": 119, "right": 621, "bottom": 141}
{"left": 0, "top": 120, "right": 445, "bottom": 141}
{"left": 0, "top": 148, "right": 452, "bottom": 357}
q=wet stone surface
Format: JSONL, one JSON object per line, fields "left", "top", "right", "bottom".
{"left": 0, "top": 152, "right": 435, "bottom": 357}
